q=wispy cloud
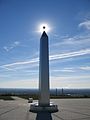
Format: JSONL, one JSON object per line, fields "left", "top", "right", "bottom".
{"left": 80, "top": 66, "right": 90, "bottom": 71}
{"left": 3, "top": 41, "right": 20, "bottom": 52}
{"left": 50, "top": 49, "right": 90, "bottom": 61}
{"left": 51, "top": 33, "right": 90, "bottom": 50}
{"left": 51, "top": 66, "right": 90, "bottom": 73}
{"left": 3, "top": 58, "right": 38, "bottom": 67}
{"left": 0, "top": 79, "right": 38, "bottom": 88}
{"left": 52, "top": 69, "right": 75, "bottom": 73}
{"left": 50, "top": 75, "right": 90, "bottom": 88}
{"left": 0, "top": 75, "right": 90, "bottom": 88}
{"left": 79, "top": 20, "right": 90, "bottom": 30}
{"left": 50, "top": 75, "right": 90, "bottom": 82}
{"left": 1, "top": 49, "right": 90, "bottom": 71}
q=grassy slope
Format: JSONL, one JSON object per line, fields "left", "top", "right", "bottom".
{"left": 0, "top": 95, "right": 14, "bottom": 100}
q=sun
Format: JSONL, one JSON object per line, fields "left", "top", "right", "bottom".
{"left": 39, "top": 23, "right": 50, "bottom": 33}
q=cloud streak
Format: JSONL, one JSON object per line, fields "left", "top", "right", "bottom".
{"left": 50, "top": 49, "right": 90, "bottom": 60}
{"left": 51, "top": 66, "right": 90, "bottom": 73}
{"left": 52, "top": 69, "right": 75, "bottom": 73}
{"left": 3, "top": 41, "right": 20, "bottom": 52}
{"left": 79, "top": 20, "right": 90, "bottom": 30}
{"left": 0, "top": 75, "right": 90, "bottom": 88}
{"left": 3, "top": 58, "right": 39, "bottom": 67}
{"left": 80, "top": 66, "right": 90, "bottom": 71}
{"left": 1, "top": 48, "right": 90, "bottom": 70}
{"left": 51, "top": 33, "right": 90, "bottom": 50}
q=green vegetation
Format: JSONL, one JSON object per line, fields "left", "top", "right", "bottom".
{"left": 50, "top": 95, "right": 90, "bottom": 99}
{"left": 0, "top": 94, "right": 90, "bottom": 101}
{"left": 0, "top": 95, "right": 14, "bottom": 100}
{"left": 17, "top": 94, "right": 38, "bottom": 100}
{"left": 17, "top": 94, "right": 90, "bottom": 100}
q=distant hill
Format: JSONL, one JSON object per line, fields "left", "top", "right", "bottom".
{"left": 0, "top": 88, "right": 90, "bottom": 96}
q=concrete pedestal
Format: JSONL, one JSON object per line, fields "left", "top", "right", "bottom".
{"left": 30, "top": 102, "right": 58, "bottom": 113}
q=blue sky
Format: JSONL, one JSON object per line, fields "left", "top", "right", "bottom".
{"left": 0, "top": 0, "right": 90, "bottom": 88}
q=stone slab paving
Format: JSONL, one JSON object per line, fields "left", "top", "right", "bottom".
{"left": 0, "top": 98, "right": 90, "bottom": 120}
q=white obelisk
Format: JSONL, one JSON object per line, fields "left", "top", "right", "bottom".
{"left": 30, "top": 26, "right": 58, "bottom": 113}
{"left": 39, "top": 29, "right": 50, "bottom": 106}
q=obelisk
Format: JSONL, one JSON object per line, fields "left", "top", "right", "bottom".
{"left": 39, "top": 27, "right": 49, "bottom": 106}
{"left": 30, "top": 26, "right": 58, "bottom": 113}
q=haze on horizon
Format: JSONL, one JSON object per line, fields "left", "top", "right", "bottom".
{"left": 0, "top": 0, "right": 90, "bottom": 89}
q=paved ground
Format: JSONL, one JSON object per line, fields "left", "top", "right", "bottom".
{"left": 0, "top": 97, "right": 90, "bottom": 120}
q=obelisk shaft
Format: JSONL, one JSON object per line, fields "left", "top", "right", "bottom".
{"left": 39, "top": 31, "right": 50, "bottom": 106}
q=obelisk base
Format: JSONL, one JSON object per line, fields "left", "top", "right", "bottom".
{"left": 30, "top": 102, "right": 58, "bottom": 113}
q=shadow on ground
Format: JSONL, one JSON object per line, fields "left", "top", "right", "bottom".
{"left": 36, "top": 112, "right": 52, "bottom": 120}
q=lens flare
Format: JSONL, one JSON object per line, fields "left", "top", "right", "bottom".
{"left": 39, "top": 23, "right": 50, "bottom": 33}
